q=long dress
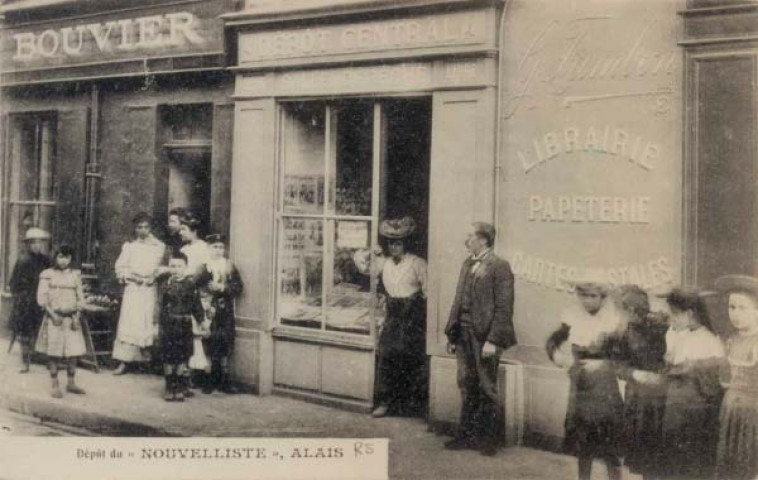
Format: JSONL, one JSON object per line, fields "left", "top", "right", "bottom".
{"left": 112, "top": 235, "right": 165, "bottom": 362}
{"left": 9, "top": 252, "right": 50, "bottom": 344}
{"left": 621, "top": 317, "right": 668, "bottom": 476}
{"left": 559, "top": 301, "right": 626, "bottom": 459}
{"left": 374, "top": 253, "right": 428, "bottom": 416}
{"left": 660, "top": 327, "right": 725, "bottom": 480}
{"left": 204, "top": 258, "right": 243, "bottom": 361}
{"left": 716, "top": 333, "right": 758, "bottom": 480}
{"left": 34, "top": 268, "right": 87, "bottom": 358}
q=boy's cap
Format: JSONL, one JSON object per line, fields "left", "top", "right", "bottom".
{"left": 24, "top": 228, "right": 51, "bottom": 241}
{"left": 205, "top": 233, "right": 226, "bottom": 245}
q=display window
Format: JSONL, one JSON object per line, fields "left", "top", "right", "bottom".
{"left": 3, "top": 113, "right": 57, "bottom": 287}
{"left": 276, "top": 100, "right": 380, "bottom": 336}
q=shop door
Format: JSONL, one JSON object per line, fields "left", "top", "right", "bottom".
{"left": 273, "top": 98, "right": 431, "bottom": 408}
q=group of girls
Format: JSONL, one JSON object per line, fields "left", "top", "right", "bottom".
{"left": 547, "top": 274, "right": 758, "bottom": 480}
{"left": 111, "top": 210, "right": 243, "bottom": 401}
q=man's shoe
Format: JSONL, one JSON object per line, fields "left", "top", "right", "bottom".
{"left": 479, "top": 444, "right": 498, "bottom": 457}
{"left": 444, "top": 438, "right": 474, "bottom": 451}
{"left": 371, "top": 405, "right": 388, "bottom": 418}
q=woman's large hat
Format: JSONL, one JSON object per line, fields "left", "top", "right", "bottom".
{"left": 715, "top": 274, "right": 758, "bottom": 298}
{"left": 24, "top": 227, "right": 50, "bottom": 241}
{"left": 379, "top": 216, "right": 416, "bottom": 240}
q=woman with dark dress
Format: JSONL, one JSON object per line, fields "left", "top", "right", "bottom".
{"left": 9, "top": 228, "right": 51, "bottom": 373}
{"left": 614, "top": 285, "right": 668, "bottom": 480}
{"left": 365, "top": 217, "right": 428, "bottom": 418}
{"left": 546, "top": 274, "right": 625, "bottom": 480}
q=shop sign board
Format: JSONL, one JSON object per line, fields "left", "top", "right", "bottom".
{"left": 238, "top": 9, "right": 491, "bottom": 66}
{"left": 1, "top": 0, "right": 227, "bottom": 74}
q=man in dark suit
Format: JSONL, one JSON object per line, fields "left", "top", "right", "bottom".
{"left": 444, "top": 222, "right": 516, "bottom": 456}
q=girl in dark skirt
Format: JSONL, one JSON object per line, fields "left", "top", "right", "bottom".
{"left": 614, "top": 285, "right": 668, "bottom": 480}
{"left": 202, "top": 234, "right": 243, "bottom": 394}
{"left": 714, "top": 275, "right": 758, "bottom": 480}
{"left": 159, "top": 252, "right": 206, "bottom": 402}
{"left": 546, "top": 274, "right": 626, "bottom": 480}
{"left": 658, "top": 288, "right": 726, "bottom": 480}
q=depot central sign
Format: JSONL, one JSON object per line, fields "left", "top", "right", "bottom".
{"left": 13, "top": 12, "right": 203, "bottom": 61}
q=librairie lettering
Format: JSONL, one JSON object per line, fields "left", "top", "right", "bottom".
{"left": 13, "top": 12, "right": 203, "bottom": 61}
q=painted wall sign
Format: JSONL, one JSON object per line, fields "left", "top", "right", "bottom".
{"left": 511, "top": 251, "right": 674, "bottom": 293}
{"left": 518, "top": 126, "right": 661, "bottom": 174}
{"left": 499, "top": 0, "right": 683, "bottom": 347}
{"left": 238, "top": 10, "right": 490, "bottom": 65}
{"left": 1, "top": 0, "right": 226, "bottom": 73}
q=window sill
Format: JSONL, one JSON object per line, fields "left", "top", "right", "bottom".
{"left": 272, "top": 326, "right": 375, "bottom": 351}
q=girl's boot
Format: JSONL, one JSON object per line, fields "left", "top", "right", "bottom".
{"left": 50, "top": 375, "right": 63, "bottom": 399}
{"left": 66, "top": 373, "right": 86, "bottom": 394}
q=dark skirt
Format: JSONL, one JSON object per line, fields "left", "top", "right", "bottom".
{"left": 660, "top": 377, "right": 721, "bottom": 480}
{"left": 375, "top": 294, "right": 427, "bottom": 415}
{"left": 160, "top": 315, "right": 193, "bottom": 364}
{"left": 564, "top": 361, "right": 624, "bottom": 458}
{"left": 623, "top": 380, "right": 667, "bottom": 475}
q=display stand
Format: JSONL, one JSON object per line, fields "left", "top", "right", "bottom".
{"left": 78, "top": 304, "right": 116, "bottom": 373}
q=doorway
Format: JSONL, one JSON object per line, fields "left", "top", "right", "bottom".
{"left": 273, "top": 97, "right": 432, "bottom": 410}
{"left": 165, "top": 147, "right": 211, "bottom": 234}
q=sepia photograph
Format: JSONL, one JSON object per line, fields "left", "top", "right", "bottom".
{"left": 0, "top": 0, "right": 757, "bottom": 479}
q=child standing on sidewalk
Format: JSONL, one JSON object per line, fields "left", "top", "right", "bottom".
{"left": 159, "top": 252, "right": 206, "bottom": 402}
{"left": 35, "top": 245, "right": 87, "bottom": 398}
{"left": 202, "top": 234, "right": 243, "bottom": 394}
{"left": 9, "top": 228, "right": 51, "bottom": 373}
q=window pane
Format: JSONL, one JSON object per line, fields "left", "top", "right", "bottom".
{"left": 332, "top": 103, "right": 373, "bottom": 217}
{"left": 282, "top": 103, "right": 325, "bottom": 214}
{"left": 279, "top": 217, "right": 324, "bottom": 329}
{"left": 325, "top": 220, "right": 372, "bottom": 335}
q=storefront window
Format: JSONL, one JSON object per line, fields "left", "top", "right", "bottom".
{"left": 3, "top": 114, "right": 57, "bottom": 287}
{"left": 277, "top": 101, "right": 379, "bottom": 336}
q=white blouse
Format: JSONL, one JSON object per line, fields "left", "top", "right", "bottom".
{"left": 181, "top": 240, "right": 210, "bottom": 274}
{"left": 378, "top": 253, "right": 427, "bottom": 299}
{"left": 561, "top": 301, "right": 624, "bottom": 349}
{"left": 665, "top": 327, "right": 725, "bottom": 365}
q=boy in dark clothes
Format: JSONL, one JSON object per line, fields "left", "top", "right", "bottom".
{"left": 9, "top": 228, "right": 51, "bottom": 373}
{"left": 159, "top": 252, "right": 206, "bottom": 402}
{"left": 202, "top": 234, "right": 243, "bottom": 394}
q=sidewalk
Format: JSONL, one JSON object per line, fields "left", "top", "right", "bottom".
{"left": 0, "top": 341, "right": 610, "bottom": 480}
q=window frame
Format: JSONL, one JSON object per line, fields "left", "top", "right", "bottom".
{"left": 2, "top": 111, "right": 58, "bottom": 290}
{"left": 274, "top": 100, "right": 384, "bottom": 341}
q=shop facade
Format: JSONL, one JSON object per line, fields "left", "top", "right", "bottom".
{"left": 225, "top": 0, "right": 503, "bottom": 408}
{"left": 0, "top": 0, "right": 238, "bottom": 358}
